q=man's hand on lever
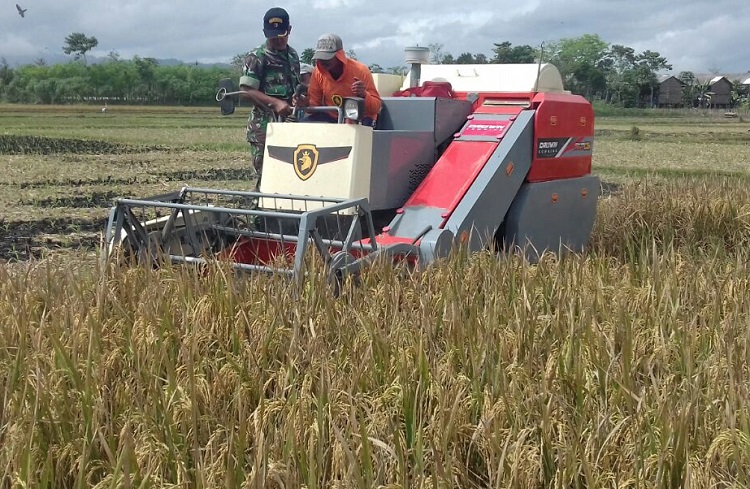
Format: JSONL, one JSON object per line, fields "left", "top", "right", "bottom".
{"left": 270, "top": 98, "right": 293, "bottom": 118}
{"left": 292, "top": 84, "right": 308, "bottom": 109}
{"left": 351, "top": 77, "right": 365, "bottom": 98}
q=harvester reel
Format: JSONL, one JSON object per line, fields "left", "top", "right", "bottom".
{"left": 326, "top": 251, "right": 358, "bottom": 296}
{"left": 134, "top": 231, "right": 166, "bottom": 268}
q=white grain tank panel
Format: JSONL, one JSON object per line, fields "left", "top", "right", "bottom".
{"left": 372, "top": 73, "right": 405, "bottom": 97}
{"left": 260, "top": 123, "right": 373, "bottom": 212}
{"left": 402, "top": 63, "right": 565, "bottom": 93}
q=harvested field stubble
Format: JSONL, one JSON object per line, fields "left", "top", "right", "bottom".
{"left": 0, "top": 107, "right": 251, "bottom": 261}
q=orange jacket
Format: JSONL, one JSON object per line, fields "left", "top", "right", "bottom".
{"left": 307, "top": 51, "right": 382, "bottom": 121}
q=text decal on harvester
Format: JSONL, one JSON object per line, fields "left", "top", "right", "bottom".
{"left": 461, "top": 120, "right": 510, "bottom": 138}
{"left": 536, "top": 137, "right": 594, "bottom": 158}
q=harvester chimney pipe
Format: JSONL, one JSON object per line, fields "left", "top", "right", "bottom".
{"left": 410, "top": 64, "right": 421, "bottom": 89}
{"left": 404, "top": 46, "right": 430, "bottom": 89}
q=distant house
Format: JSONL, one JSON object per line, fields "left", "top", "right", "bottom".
{"left": 695, "top": 75, "right": 732, "bottom": 108}
{"left": 652, "top": 72, "right": 749, "bottom": 109}
{"left": 656, "top": 75, "right": 684, "bottom": 107}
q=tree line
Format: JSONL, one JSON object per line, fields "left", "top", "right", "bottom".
{"left": 414, "top": 34, "right": 748, "bottom": 109}
{"left": 0, "top": 54, "right": 235, "bottom": 105}
{"left": 1, "top": 33, "right": 747, "bottom": 108}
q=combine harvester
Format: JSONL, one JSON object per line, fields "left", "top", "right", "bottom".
{"left": 105, "top": 49, "right": 598, "bottom": 284}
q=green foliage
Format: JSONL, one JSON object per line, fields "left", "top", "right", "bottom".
{"left": 62, "top": 32, "right": 99, "bottom": 65}
{"left": 694, "top": 81, "right": 713, "bottom": 108}
{"left": 455, "top": 52, "right": 487, "bottom": 64}
{"left": 492, "top": 41, "right": 536, "bottom": 63}
{"left": 0, "top": 32, "right": 739, "bottom": 110}
{"left": 231, "top": 52, "right": 250, "bottom": 72}
{"left": 730, "top": 79, "right": 748, "bottom": 109}
{"left": 546, "top": 34, "right": 609, "bottom": 101}
{"left": 0, "top": 58, "right": 15, "bottom": 91}
{"left": 0, "top": 60, "right": 236, "bottom": 106}
{"left": 601, "top": 44, "right": 672, "bottom": 107}
{"left": 679, "top": 71, "right": 697, "bottom": 106}
{"left": 678, "top": 71, "right": 695, "bottom": 85}
{"left": 300, "top": 48, "right": 315, "bottom": 65}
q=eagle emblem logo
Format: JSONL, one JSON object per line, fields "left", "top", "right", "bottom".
{"left": 293, "top": 144, "right": 319, "bottom": 180}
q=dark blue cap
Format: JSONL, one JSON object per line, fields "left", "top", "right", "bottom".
{"left": 263, "top": 7, "right": 290, "bottom": 38}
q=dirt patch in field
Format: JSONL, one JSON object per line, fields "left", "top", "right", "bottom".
{"left": 0, "top": 135, "right": 167, "bottom": 155}
{"left": 0, "top": 217, "right": 105, "bottom": 262}
{"left": 7, "top": 168, "right": 256, "bottom": 189}
{"left": 0, "top": 166, "right": 258, "bottom": 262}
{"left": 19, "top": 191, "right": 121, "bottom": 209}
{"left": 599, "top": 181, "right": 622, "bottom": 198}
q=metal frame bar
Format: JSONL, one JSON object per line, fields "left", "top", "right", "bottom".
{"left": 104, "top": 189, "right": 381, "bottom": 281}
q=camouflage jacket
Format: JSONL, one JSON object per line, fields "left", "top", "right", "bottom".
{"left": 241, "top": 44, "right": 300, "bottom": 103}
{"left": 240, "top": 43, "right": 300, "bottom": 142}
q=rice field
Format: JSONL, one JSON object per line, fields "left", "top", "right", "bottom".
{"left": 1, "top": 104, "right": 750, "bottom": 487}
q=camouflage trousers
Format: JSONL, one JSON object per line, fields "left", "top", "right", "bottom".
{"left": 247, "top": 108, "right": 271, "bottom": 191}
{"left": 248, "top": 142, "right": 264, "bottom": 191}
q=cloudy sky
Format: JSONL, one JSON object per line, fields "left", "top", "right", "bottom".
{"left": 1, "top": 0, "right": 749, "bottom": 75}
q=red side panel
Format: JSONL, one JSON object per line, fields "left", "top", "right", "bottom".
{"left": 401, "top": 140, "right": 499, "bottom": 210}
{"left": 223, "top": 237, "right": 296, "bottom": 266}
{"left": 529, "top": 92, "right": 594, "bottom": 182}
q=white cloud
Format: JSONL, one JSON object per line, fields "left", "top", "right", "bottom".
{"left": 0, "top": 0, "right": 748, "bottom": 74}
{"left": 311, "top": 0, "right": 358, "bottom": 8}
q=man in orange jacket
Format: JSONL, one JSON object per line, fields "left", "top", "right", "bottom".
{"left": 299, "top": 33, "right": 382, "bottom": 126}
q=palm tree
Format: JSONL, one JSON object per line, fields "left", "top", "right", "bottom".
{"left": 694, "top": 81, "right": 713, "bottom": 108}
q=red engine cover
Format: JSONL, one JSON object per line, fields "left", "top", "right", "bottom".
{"left": 528, "top": 92, "right": 594, "bottom": 182}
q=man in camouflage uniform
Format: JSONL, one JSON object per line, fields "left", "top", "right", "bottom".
{"left": 239, "top": 7, "right": 301, "bottom": 190}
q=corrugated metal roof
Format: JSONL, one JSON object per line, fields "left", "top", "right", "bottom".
{"left": 664, "top": 72, "right": 749, "bottom": 84}
{"left": 658, "top": 74, "right": 676, "bottom": 82}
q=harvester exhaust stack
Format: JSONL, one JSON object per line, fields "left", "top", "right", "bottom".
{"left": 404, "top": 46, "right": 429, "bottom": 88}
